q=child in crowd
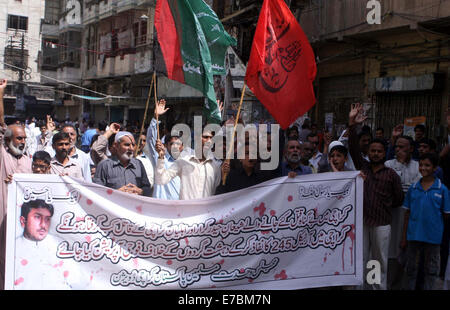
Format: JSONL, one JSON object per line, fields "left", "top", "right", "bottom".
{"left": 32, "top": 151, "right": 51, "bottom": 174}
{"left": 318, "top": 141, "right": 354, "bottom": 173}
{"left": 401, "top": 152, "right": 450, "bottom": 290}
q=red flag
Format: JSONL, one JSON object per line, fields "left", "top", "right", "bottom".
{"left": 245, "top": 0, "right": 317, "bottom": 129}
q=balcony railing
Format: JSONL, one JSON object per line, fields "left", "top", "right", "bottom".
{"left": 116, "top": 0, "right": 137, "bottom": 13}
{"left": 83, "top": 3, "right": 99, "bottom": 25}
{"left": 99, "top": 0, "right": 118, "bottom": 19}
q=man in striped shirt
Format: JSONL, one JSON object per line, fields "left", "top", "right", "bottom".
{"left": 348, "top": 103, "right": 404, "bottom": 290}
{"left": 50, "top": 132, "right": 83, "bottom": 179}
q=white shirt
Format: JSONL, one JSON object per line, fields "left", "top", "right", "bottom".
{"left": 14, "top": 235, "right": 70, "bottom": 290}
{"left": 136, "top": 153, "right": 154, "bottom": 188}
{"left": 309, "top": 151, "right": 323, "bottom": 171}
{"left": 155, "top": 152, "right": 221, "bottom": 200}
{"left": 385, "top": 158, "right": 421, "bottom": 193}
{"left": 385, "top": 158, "right": 421, "bottom": 259}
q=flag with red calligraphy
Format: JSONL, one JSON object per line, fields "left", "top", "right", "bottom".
{"left": 5, "top": 173, "right": 362, "bottom": 290}
{"left": 245, "top": 0, "right": 317, "bottom": 129}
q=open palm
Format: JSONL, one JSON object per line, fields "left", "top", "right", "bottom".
{"left": 155, "top": 99, "right": 169, "bottom": 117}
{"left": 349, "top": 103, "right": 367, "bottom": 125}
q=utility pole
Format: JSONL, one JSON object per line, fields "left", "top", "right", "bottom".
{"left": 13, "top": 32, "right": 27, "bottom": 119}
{"left": 11, "top": 33, "right": 29, "bottom": 118}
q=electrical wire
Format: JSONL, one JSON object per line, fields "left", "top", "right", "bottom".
{"left": 0, "top": 60, "right": 112, "bottom": 98}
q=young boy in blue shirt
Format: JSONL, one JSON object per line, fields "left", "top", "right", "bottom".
{"left": 400, "top": 152, "right": 450, "bottom": 290}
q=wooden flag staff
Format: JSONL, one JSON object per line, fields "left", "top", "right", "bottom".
{"left": 134, "top": 72, "right": 156, "bottom": 157}
{"left": 222, "top": 83, "right": 247, "bottom": 185}
{"left": 153, "top": 72, "right": 160, "bottom": 140}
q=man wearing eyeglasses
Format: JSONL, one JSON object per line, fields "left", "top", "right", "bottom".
{"left": 0, "top": 78, "right": 32, "bottom": 289}
{"left": 32, "top": 151, "right": 51, "bottom": 174}
{"left": 155, "top": 129, "right": 222, "bottom": 200}
{"left": 307, "top": 133, "right": 323, "bottom": 172}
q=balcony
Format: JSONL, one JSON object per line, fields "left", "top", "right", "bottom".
{"left": 99, "top": 0, "right": 118, "bottom": 20}
{"left": 114, "top": 53, "right": 136, "bottom": 76}
{"left": 134, "top": 49, "right": 152, "bottom": 74}
{"left": 57, "top": 67, "right": 82, "bottom": 85}
{"left": 116, "top": 0, "right": 137, "bottom": 13}
{"left": 97, "top": 56, "right": 115, "bottom": 78}
{"left": 41, "top": 23, "right": 59, "bottom": 39}
{"left": 83, "top": 3, "right": 99, "bottom": 25}
{"left": 136, "top": 0, "right": 156, "bottom": 8}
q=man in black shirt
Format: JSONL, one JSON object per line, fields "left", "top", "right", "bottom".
{"left": 216, "top": 144, "right": 268, "bottom": 194}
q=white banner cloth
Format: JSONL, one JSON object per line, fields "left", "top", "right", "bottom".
{"left": 5, "top": 172, "right": 363, "bottom": 290}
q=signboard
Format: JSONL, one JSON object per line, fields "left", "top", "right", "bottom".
{"left": 404, "top": 116, "right": 426, "bottom": 139}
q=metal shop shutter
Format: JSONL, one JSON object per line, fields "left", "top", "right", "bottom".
{"left": 374, "top": 92, "right": 442, "bottom": 141}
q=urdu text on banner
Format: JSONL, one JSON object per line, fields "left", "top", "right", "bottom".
{"left": 5, "top": 172, "right": 363, "bottom": 289}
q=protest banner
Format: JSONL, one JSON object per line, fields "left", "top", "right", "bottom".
{"left": 5, "top": 172, "right": 363, "bottom": 290}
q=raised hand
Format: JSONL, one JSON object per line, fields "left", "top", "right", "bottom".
{"left": 218, "top": 100, "right": 224, "bottom": 113}
{"left": 324, "top": 132, "right": 332, "bottom": 145}
{"left": 109, "top": 122, "right": 121, "bottom": 134}
{"left": 46, "top": 115, "right": 56, "bottom": 132}
{"left": 221, "top": 160, "right": 230, "bottom": 177}
{"left": 155, "top": 99, "right": 169, "bottom": 117}
{"left": 349, "top": 103, "right": 367, "bottom": 126}
{"left": 155, "top": 139, "right": 166, "bottom": 159}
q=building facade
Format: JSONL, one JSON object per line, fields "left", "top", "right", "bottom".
{"left": 298, "top": 0, "right": 450, "bottom": 145}
{"left": 0, "top": 0, "right": 54, "bottom": 119}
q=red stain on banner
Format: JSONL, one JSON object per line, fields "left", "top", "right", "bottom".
{"left": 254, "top": 202, "right": 266, "bottom": 216}
{"left": 275, "top": 270, "right": 288, "bottom": 280}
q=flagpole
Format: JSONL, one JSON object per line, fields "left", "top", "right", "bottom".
{"left": 153, "top": 72, "right": 160, "bottom": 140}
{"left": 134, "top": 72, "right": 155, "bottom": 157}
{"left": 222, "top": 83, "right": 246, "bottom": 185}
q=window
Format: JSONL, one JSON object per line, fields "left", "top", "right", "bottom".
{"left": 7, "top": 15, "right": 28, "bottom": 31}
{"left": 133, "top": 19, "right": 148, "bottom": 47}
{"left": 44, "top": 0, "right": 60, "bottom": 24}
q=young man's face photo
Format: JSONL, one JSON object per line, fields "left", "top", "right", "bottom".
{"left": 20, "top": 208, "right": 52, "bottom": 242}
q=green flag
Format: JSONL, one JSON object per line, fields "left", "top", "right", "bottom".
{"left": 155, "top": 0, "right": 237, "bottom": 124}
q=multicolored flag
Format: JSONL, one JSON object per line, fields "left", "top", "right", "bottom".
{"left": 245, "top": 0, "right": 317, "bottom": 129}
{"left": 154, "top": 0, "right": 236, "bottom": 124}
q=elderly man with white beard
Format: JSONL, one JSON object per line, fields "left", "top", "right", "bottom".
{"left": 93, "top": 131, "right": 151, "bottom": 196}
{"left": 281, "top": 139, "right": 313, "bottom": 178}
{"left": 0, "top": 78, "right": 32, "bottom": 289}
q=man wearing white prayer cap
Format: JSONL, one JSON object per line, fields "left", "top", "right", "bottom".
{"left": 93, "top": 131, "right": 151, "bottom": 196}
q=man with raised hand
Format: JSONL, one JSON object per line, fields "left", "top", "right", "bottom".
{"left": 147, "top": 99, "right": 184, "bottom": 200}
{"left": 0, "top": 78, "right": 32, "bottom": 289}
{"left": 348, "top": 103, "right": 404, "bottom": 290}
{"left": 44, "top": 123, "right": 92, "bottom": 182}
{"left": 90, "top": 122, "right": 121, "bottom": 165}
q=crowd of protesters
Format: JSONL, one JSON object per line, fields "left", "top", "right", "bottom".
{"left": 1, "top": 77, "right": 450, "bottom": 290}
